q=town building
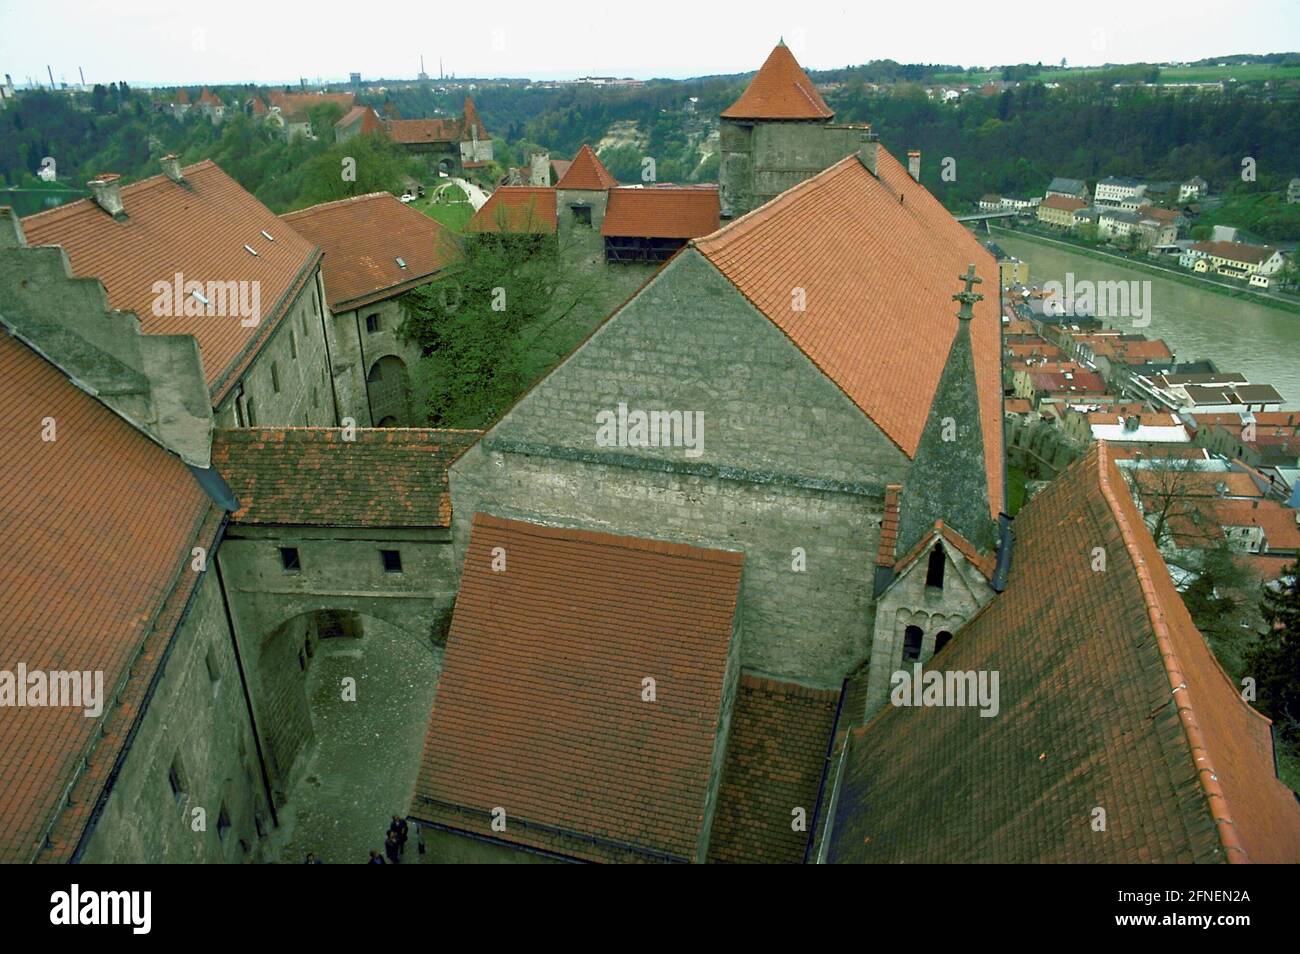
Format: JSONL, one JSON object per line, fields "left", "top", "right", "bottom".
{"left": 1036, "top": 194, "right": 1086, "bottom": 228}
{"left": 1094, "top": 175, "right": 1147, "bottom": 207}
{"left": 385, "top": 97, "right": 493, "bottom": 175}
{"left": 1183, "top": 240, "right": 1286, "bottom": 279}
{"left": 1044, "top": 176, "right": 1088, "bottom": 201}
{"left": 21, "top": 158, "right": 337, "bottom": 430}
{"left": 1179, "top": 176, "right": 1208, "bottom": 202}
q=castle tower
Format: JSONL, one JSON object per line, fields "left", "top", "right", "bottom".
{"left": 719, "top": 41, "right": 864, "bottom": 218}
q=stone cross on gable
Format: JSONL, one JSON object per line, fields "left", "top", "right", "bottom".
{"left": 952, "top": 263, "right": 983, "bottom": 321}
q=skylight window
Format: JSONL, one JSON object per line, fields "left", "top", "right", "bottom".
{"left": 395, "top": 256, "right": 407, "bottom": 269}
{"left": 244, "top": 244, "right": 259, "bottom": 256}
{"left": 190, "top": 289, "right": 210, "bottom": 307}
{"left": 261, "top": 230, "right": 275, "bottom": 242}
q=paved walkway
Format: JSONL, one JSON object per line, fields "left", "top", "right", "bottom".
{"left": 262, "top": 620, "right": 442, "bottom": 865}
{"left": 450, "top": 176, "right": 489, "bottom": 210}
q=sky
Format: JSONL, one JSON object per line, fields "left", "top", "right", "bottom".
{"left": 2, "top": 0, "right": 1298, "bottom": 87}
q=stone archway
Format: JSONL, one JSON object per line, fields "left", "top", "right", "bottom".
{"left": 253, "top": 608, "right": 443, "bottom": 864}
{"left": 366, "top": 355, "right": 411, "bottom": 426}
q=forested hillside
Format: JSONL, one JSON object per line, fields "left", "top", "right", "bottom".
{"left": 3, "top": 63, "right": 1298, "bottom": 223}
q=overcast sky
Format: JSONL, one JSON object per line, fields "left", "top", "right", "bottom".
{"left": 2, "top": 0, "right": 1298, "bottom": 87}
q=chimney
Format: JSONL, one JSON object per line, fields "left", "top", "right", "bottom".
{"left": 1123, "top": 414, "right": 1141, "bottom": 432}
{"left": 858, "top": 132, "right": 880, "bottom": 177}
{"left": 907, "top": 149, "right": 921, "bottom": 182}
{"left": 160, "top": 153, "right": 185, "bottom": 183}
{"left": 88, "top": 173, "right": 126, "bottom": 219}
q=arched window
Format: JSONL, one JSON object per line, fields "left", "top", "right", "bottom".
{"left": 934, "top": 631, "right": 954, "bottom": 655}
{"left": 926, "top": 544, "right": 945, "bottom": 590}
{"left": 902, "top": 626, "right": 924, "bottom": 663}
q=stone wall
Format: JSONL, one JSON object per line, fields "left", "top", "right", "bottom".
{"left": 865, "top": 543, "right": 995, "bottom": 716}
{"left": 720, "top": 120, "right": 868, "bottom": 218}
{"left": 214, "top": 526, "right": 457, "bottom": 798}
{"left": 79, "top": 569, "right": 272, "bottom": 863}
{"left": 325, "top": 295, "right": 426, "bottom": 427}
{"left": 450, "top": 250, "right": 912, "bottom": 686}
{"left": 1005, "top": 415, "right": 1084, "bottom": 480}
{"left": 214, "top": 269, "right": 337, "bottom": 428}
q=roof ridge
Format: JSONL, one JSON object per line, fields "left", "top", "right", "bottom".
{"left": 473, "top": 512, "right": 745, "bottom": 565}
{"left": 1093, "top": 441, "right": 1249, "bottom": 863}
{"left": 282, "top": 191, "right": 394, "bottom": 216}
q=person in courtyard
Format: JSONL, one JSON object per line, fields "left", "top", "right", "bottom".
{"left": 368, "top": 849, "right": 386, "bottom": 864}
{"left": 389, "top": 815, "right": 408, "bottom": 855}
{"left": 303, "top": 852, "right": 323, "bottom": 864}
{"left": 385, "top": 830, "right": 402, "bottom": 864}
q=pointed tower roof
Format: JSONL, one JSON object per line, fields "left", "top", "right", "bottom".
{"left": 461, "top": 95, "right": 488, "bottom": 141}
{"left": 895, "top": 265, "right": 997, "bottom": 558}
{"left": 555, "top": 144, "right": 619, "bottom": 191}
{"left": 721, "top": 42, "right": 834, "bottom": 121}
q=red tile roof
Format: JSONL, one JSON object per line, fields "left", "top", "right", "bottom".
{"left": 333, "top": 105, "right": 385, "bottom": 137}
{"left": 707, "top": 676, "right": 839, "bottom": 863}
{"left": 1191, "top": 240, "right": 1279, "bottom": 265}
{"left": 0, "top": 332, "right": 214, "bottom": 863}
{"left": 721, "top": 42, "right": 834, "bottom": 121}
{"left": 412, "top": 513, "right": 744, "bottom": 862}
{"left": 467, "top": 187, "right": 558, "bottom": 234}
{"left": 267, "top": 90, "right": 355, "bottom": 121}
{"left": 22, "top": 160, "right": 321, "bottom": 403}
{"left": 554, "top": 145, "right": 619, "bottom": 191}
{"left": 827, "top": 443, "right": 1300, "bottom": 863}
{"left": 460, "top": 96, "right": 488, "bottom": 141}
{"left": 385, "top": 117, "right": 461, "bottom": 144}
{"left": 695, "top": 152, "right": 1004, "bottom": 518}
{"left": 1039, "top": 194, "right": 1086, "bottom": 213}
{"left": 281, "top": 192, "right": 458, "bottom": 309}
{"left": 210, "top": 427, "right": 480, "bottom": 528}
{"left": 601, "top": 186, "right": 720, "bottom": 239}
{"left": 1215, "top": 501, "right": 1300, "bottom": 551}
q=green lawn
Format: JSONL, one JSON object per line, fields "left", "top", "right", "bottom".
{"left": 412, "top": 182, "right": 473, "bottom": 233}
{"left": 1005, "top": 463, "right": 1029, "bottom": 517}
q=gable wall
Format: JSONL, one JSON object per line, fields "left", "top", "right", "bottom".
{"left": 450, "top": 249, "right": 912, "bottom": 685}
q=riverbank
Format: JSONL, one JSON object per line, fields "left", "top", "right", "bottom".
{"left": 993, "top": 232, "right": 1300, "bottom": 409}
{"left": 988, "top": 224, "right": 1300, "bottom": 316}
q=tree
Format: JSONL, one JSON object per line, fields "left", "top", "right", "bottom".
{"left": 290, "top": 133, "right": 414, "bottom": 208}
{"left": 1244, "top": 563, "right": 1300, "bottom": 746}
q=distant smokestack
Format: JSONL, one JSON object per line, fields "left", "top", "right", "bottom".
{"left": 907, "top": 149, "right": 921, "bottom": 182}
{"left": 858, "top": 131, "right": 880, "bottom": 177}
{"left": 79, "top": 66, "right": 86, "bottom": 86}
{"left": 160, "top": 154, "right": 185, "bottom": 183}
{"left": 47, "top": 65, "right": 55, "bottom": 89}
{"left": 88, "top": 173, "right": 125, "bottom": 218}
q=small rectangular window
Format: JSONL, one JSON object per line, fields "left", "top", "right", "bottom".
{"left": 365, "top": 313, "right": 381, "bottom": 334}
{"left": 168, "top": 756, "right": 186, "bottom": 802}
{"left": 280, "top": 547, "right": 301, "bottom": 572}
{"left": 205, "top": 645, "right": 220, "bottom": 683}
{"left": 246, "top": 398, "right": 257, "bottom": 427}
{"left": 380, "top": 549, "right": 403, "bottom": 573}
{"left": 271, "top": 361, "right": 281, "bottom": 393}
{"left": 289, "top": 329, "right": 298, "bottom": 359}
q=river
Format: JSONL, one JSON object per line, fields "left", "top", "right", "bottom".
{"left": 993, "top": 232, "right": 1300, "bottom": 410}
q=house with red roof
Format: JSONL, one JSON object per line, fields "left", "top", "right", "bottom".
{"left": 281, "top": 192, "right": 460, "bottom": 425}
{"left": 385, "top": 97, "right": 493, "bottom": 175}
{"left": 21, "top": 157, "right": 336, "bottom": 430}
